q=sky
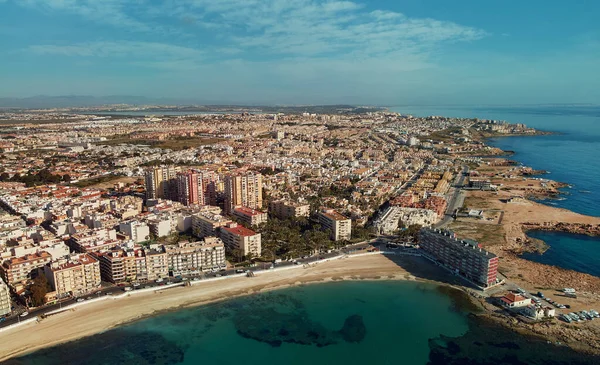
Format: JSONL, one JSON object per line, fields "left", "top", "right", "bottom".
{"left": 0, "top": 0, "right": 599, "bottom": 105}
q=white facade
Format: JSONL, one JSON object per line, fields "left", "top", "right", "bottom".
{"left": 119, "top": 221, "right": 150, "bottom": 243}
{"left": 0, "top": 277, "right": 10, "bottom": 316}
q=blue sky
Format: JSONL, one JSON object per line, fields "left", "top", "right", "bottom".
{"left": 1, "top": 0, "right": 599, "bottom": 105}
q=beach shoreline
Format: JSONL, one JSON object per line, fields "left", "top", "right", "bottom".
{"left": 0, "top": 254, "right": 433, "bottom": 361}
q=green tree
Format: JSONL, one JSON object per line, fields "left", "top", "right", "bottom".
{"left": 30, "top": 275, "right": 50, "bottom": 307}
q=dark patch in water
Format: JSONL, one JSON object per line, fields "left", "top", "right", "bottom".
{"left": 222, "top": 292, "right": 367, "bottom": 348}
{"left": 3, "top": 331, "right": 185, "bottom": 365}
{"left": 338, "top": 314, "right": 366, "bottom": 343}
{"left": 427, "top": 316, "right": 600, "bottom": 365}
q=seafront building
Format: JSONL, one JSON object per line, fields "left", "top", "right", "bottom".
{"left": 96, "top": 246, "right": 168, "bottom": 283}
{"left": 0, "top": 277, "right": 11, "bottom": 316}
{"left": 219, "top": 223, "right": 262, "bottom": 257}
{"left": 165, "top": 237, "right": 226, "bottom": 275}
{"left": 318, "top": 208, "right": 352, "bottom": 241}
{"left": 419, "top": 228, "right": 499, "bottom": 287}
{"left": 43, "top": 253, "right": 101, "bottom": 298}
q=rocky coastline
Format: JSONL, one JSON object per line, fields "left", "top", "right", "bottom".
{"left": 523, "top": 222, "right": 600, "bottom": 237}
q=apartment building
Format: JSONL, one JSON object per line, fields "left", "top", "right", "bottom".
{"left": 220, "top": 223, "right": 262, "bottom": 257}
{"left": 96, "top": 247, "right": 168, "bottom": 283}
{"left": 146, "top": 216, "right": 174, "bottom": 238}
{"left": 176, "top": 170, "right": 203, "bottom": 206}
{"left": 144, "top": 166, "right": 181, "bottom": 199}
{"left": 165, "top": 237, "right": 226, "bottom": 275}
{"left": 1, "top": 251, "right": 52, "bottom": 285}
{"left": 0, "top": 277, "right": 11, "bottom": 316}
{"left": 419, "top": 229, "right": 499, "bottom": 287}
{"left": 69, "top": 228, "right": 119, "bottom": 253}
{"left": 269, "top": 200, "right": 310, "bottom": 220}
{"left": 96, "top": 249, "right": 138, "bottom": 283}
{"left": 119, "top": 220, "right": 150, "bottom": 243}
{"left": 191, "top": 211, "right": 232, "bottom": 239}
{"left": 224, "top": 172, "right": 263, "bottom": 214}
{"left": 143, "top": 247, "right": 169, "bottom": 281}
{"left": 318, "top": 208, "right": 352, "bottom": 241}
{"left": 232, "top": 206, "right": 268, "bottom": 226}
{"left": 469, "top": 179, "right": 492, "bottom": 190}
{"left": 44, "top": 253, "right": 101, "bottom": 298}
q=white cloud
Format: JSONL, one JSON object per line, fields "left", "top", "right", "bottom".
{"left": 27, "top": 41, "right": 204, "bottom": 60}
{"left": 12, "top": 0, "right": 489, "bottom": 94}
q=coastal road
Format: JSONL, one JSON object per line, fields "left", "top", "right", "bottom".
{"left": 434, "top": 165, "right": 469, "bottom": 228}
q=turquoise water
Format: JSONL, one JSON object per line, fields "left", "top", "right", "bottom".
{"left": 5, "top": 282, "right": 469, "bottom": 365}
{"left": 523, "top": 231, "right": 600, "bottom": 277}
{"left": 5, "top": 281, "right": 599, "bottom": 365}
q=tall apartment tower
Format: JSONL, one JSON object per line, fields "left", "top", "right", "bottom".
{"left": 176, "top": 170, "right": 204, "bottom": 206}
{"left": 224, "top": 172, "right": 263, "bottom": 214}
{"left": 144, "top": 166, "right": 181, "bottom": 200}
{"left": 199, "top": 170, "right": 220, "bottom": 206}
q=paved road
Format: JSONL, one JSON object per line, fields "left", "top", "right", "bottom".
{"left": 434, "top": 165, "right": 469, "bottom": 228}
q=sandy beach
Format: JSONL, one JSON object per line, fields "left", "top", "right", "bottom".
{"left": 0, "top": 254, "right": 417, "bottom": 361}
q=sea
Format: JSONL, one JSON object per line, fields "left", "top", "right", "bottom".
{"left": 4, "top": 281, "right": 599, "bottom": 365}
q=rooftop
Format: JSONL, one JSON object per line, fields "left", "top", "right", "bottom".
{"left": 222, "top": 225, "right": 257, "bottom": 237}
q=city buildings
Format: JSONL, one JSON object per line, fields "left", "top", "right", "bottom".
{"left": 469, "top": 179, "right": 492, "bottom": 190}
{"left": 269, "top": 200, "right": 310, "bottom": 220}
{"left": 0, "top": 277, "right": 10, "bottom": 316}
{"left": 318, "top": 208, "right": 351, "bottom": 241}
{"left": 1, "top": 252, "right": 52, "bottom": 285}
{"left": 118, "top": 220, "right": 150, "bottom": 243}
{"left": 224, "top": 172, "right": 263, "bottom": 214}
{"left": 176, "top": 170, "right": 203, "bottom": 206}
{"left": 191, "top": 211, "right": 232, "bottom": 239}
{"left": 232, "top": 206, "right": 268, "bottom": 226}
{"left": 96, "top": 246, "right": 168, "bottom": 283}
{"left": 220, "top": 223, "right": 261, "bottom": 257}
{"left": 144, "top": 166, "right": 181, "bottom": 199}
{"left": 165, "top": 237, "right": 226, "bottom": 275}
{"left": 43, "top": 254, "right": 101, "bottom": 298}
{"left": 419, "top": 229, "right": 499, "bottom": 288}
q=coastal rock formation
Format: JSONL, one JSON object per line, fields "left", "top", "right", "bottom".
{"left": 522, "top": 222, "right": 600, "bottom": 237}
{"left": 427, "top": 316, "right": 599, "bottom": 365}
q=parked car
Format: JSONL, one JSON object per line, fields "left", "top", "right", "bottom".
{"left": 20, "top": 312, "right": 29, "bottom": 317}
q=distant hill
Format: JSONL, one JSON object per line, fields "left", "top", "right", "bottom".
{"left": 0, "top": 95, "right": 214, "bottom": 109}
{"left": 0, "top": 96, "right": 387, "bottom": 114}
